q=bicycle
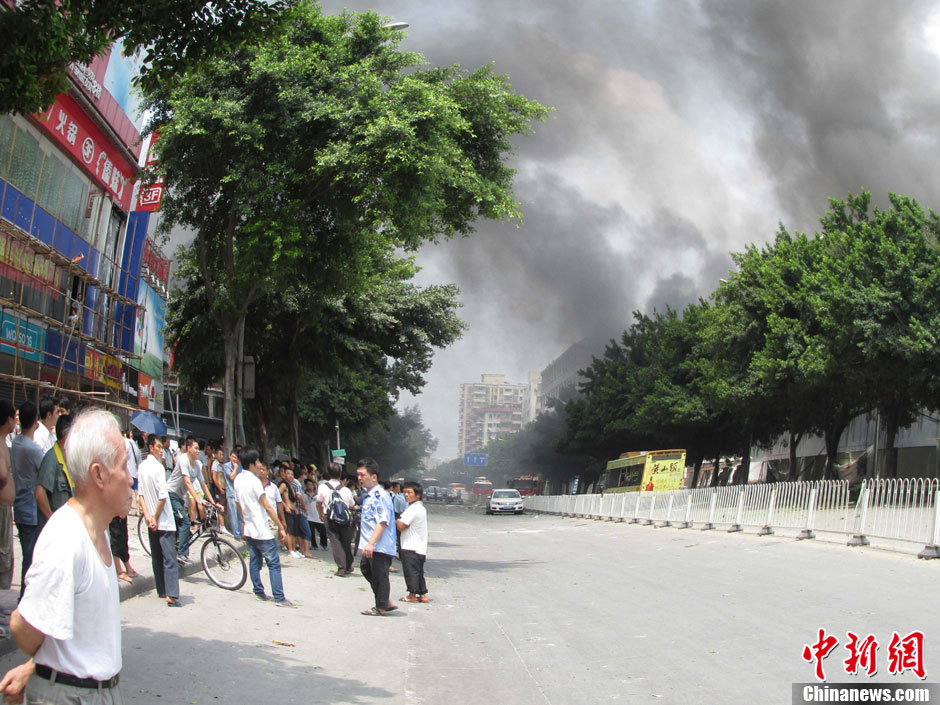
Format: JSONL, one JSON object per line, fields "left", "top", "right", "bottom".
{"left": 137, "top": 503, "right": 247, "bottom": 591}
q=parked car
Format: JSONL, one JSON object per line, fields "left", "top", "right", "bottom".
{"left": 425, "top": 486, "right": 443, "bottom": 502}
{"left": 487, "top": 489, "right": 524, "bottom": 515}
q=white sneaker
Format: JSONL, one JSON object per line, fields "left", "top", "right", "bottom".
{"left": 289, "top": 550, "right": 303, "bottom": 558}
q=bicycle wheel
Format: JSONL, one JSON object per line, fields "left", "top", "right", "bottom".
{"left": 201, "top": 535, "right": 247, "bottom": 590}
{"left": 137, "top": 514, "right": 151, "bottom": 556}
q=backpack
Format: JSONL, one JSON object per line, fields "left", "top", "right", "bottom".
{"left": 328, "top": 483, "right": 351, "bottom": 526}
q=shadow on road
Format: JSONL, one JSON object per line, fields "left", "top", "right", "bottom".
{"left": 427, "top": 557, "right": 541, "bottom": 579}
{"left": 120, "top": 624, "right": 394, "bottom": 704}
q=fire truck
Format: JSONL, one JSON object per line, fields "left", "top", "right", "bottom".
{"left": 507, "top": 475, "right": 542, "bottom": 495}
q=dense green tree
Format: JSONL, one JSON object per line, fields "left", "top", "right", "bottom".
{"left": 148, "top": 3, "right": 547, "bottom": 446}
{"left": 814, "top": 192, "right": 940, "bottom": 477}
{"left": 344, "top": 406, "right": 438, "bottom": 479}
{"left": 166, "top": 245, "right": 464, "bottom": 463}
{"left": 0, "top": 0, "right": 289, "bottom": 115}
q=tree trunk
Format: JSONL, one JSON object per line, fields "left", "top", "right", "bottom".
{"left": 788, "top": 430, "right": 804, "bottom": 481}
{"left": 289, "top": 384, "right": 299, "bottom": 459}
{"left": 735, "top": 433, "right": 751, "bottom": 485}
{"left": 251, "top": 399, "right": 269, "bottom": 462}
{"left": 222, "top": 323, "right": 239, "bottom": 451}
{"left": 823, "top": 404, "right": 851, "bottom": 480}
{"left": 709, "top": 452, "right": 721, "bottom": 487}
{"left": 881, "top": 408, "right": 901, "bottom": 479}
{"left": 689, "top": 452, "right": 703, "bottom": 489}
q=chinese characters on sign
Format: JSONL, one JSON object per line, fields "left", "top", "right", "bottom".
{"left": 34, "top": 94, "right": 136, "bottom": 212}
{"left": 802, "top": 628, "right": 926, "bottom": 681}
{"left": 140, "top": 239, "right": 170, "bottom": 299}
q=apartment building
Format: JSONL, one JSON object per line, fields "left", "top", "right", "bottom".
{"left": 458, "top": 374, "right": 527, "bottom": 456}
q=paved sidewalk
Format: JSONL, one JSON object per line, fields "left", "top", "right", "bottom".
{"left": 0, "top": 513, "right": 221, "bottom": 658}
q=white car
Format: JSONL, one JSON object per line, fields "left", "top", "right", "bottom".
{"left": 487, "top": 489, "right": 524, "bottom": 515}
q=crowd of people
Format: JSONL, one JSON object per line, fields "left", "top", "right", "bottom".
{"left": 0, "top": 398, "right": 431, "bottom": 702}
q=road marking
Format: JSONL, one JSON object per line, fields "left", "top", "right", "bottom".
{"left": 492, "top": 615, "right": 555, "bottom": 705}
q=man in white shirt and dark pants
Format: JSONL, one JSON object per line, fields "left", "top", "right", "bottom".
{"left": 138, "top": 434, "right": 181, "bottom": 607}
{"left": 0, "top": 407, "right": 132, "bottom": 703}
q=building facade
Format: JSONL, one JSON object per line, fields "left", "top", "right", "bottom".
{"left": 539, "top": 338, "right": 599, "bottom": 410}
{"left": 0, "top": 37, "right": 169, "bottom": 421}
{"left": 458, "top": 374, "right": 527, "bottom": 456}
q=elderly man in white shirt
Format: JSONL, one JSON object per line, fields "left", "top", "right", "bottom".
{"left": 0, "top": 408, "right": 132, "bottom": 704}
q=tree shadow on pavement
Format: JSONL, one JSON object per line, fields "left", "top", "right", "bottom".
{"left": 120, "top": 625, "right": 394, "bottom": 704}
{"left": 426, "top": 558, "right": 541, "bottom": 580}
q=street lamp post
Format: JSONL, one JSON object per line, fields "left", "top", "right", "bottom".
{"left": 335, "top": 420, "right": 341, "bottom": 451}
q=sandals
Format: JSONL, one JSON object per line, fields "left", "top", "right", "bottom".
{"left": 361, "top": 608, "right": 386, "bottom": 616}
{"left": 400, "top": 596, "right": 420, "bottom": 603}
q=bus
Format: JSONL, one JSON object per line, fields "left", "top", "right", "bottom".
{"left": 508, "top": 475, "right": 542, "bottom": 495}
{"left": 471, "top": 477, "right": 493, "bottom": 496}
{"left": 602, "top": 449, "right": 687, "bottom": 493}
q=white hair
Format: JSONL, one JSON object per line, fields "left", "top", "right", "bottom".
{"left": 64, "top": 408, "right": 122, "bottom": 487}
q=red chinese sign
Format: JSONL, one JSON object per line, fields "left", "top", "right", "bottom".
{"left": 141, "top": 239, "right": 170, "bottom": 298}
{"left": 803, "top": 628, "right": 926, "bottom": 682}
{"left": 137, "top": 130, "right": 164, "bottom": 212}
{"left": 34, "top": 94, "right": 136, "bottom": 212}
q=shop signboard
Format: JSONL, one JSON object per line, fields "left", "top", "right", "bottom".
{"left": 0, "top": 313, "right": 45, "bottom": 363}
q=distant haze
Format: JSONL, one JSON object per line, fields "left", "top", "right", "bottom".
{"left": 321, "top": 0, "right": 940, "bottom": 457}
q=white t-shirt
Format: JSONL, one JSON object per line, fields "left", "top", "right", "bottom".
{"left": 137, "top": 455, "right": 176, "bottom": 532}
{"left": 34, "top": 422, "right": 55, "bottom": 455}
{"left": 19, "top": 504, "right": 121, "bottom": 679}
{"left": 303, "top": 491, "right": 322, "bottom": 523}
{"left": 234, "top": 471, "right": 274, "bottom": 541}
{"left": 125, "top": 438, "right": 141, "bottom": 480}
{"left": 316, "top": 480, "right": 354, "bottom": 521}
{"left": 399, "top": 500, "right": 428, "bottom": 555}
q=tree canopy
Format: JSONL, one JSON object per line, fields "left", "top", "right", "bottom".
{"left": 0, "top": 0, "right": 290, "bottom": 115}
{"left": 155, "top": 3, "right": 547, "bottom": 455}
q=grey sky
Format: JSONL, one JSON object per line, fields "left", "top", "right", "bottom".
{"left": 321, "top": 0, "right": 940, "bottom": 458}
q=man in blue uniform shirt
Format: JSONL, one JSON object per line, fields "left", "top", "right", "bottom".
{"left": 356, "top": 457, "right": 398, "bottom": 616}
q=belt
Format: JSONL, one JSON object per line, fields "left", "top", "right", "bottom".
{"left": 35, "top": 664, "right": 120, "bottom": 690}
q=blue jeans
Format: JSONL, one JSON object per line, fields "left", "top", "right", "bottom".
{"left": 226, "top": 493, "right": 242, "bottom": 539}
{"left": 17, "top": 523, "right": 39, "bottom": 602}
{"left": 169, "top": 492, "right": 191, "bottom": 558}
{"left": 245, "top": 537, "right": 284, "bottom": 602}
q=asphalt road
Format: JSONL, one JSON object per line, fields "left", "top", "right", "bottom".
{"left": 0, "top": 504, "right": 936, "bottom": 704}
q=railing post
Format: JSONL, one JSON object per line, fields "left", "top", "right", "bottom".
{"left": 917, "top": 489, "right": 940, "bottom": 559}
{"left": 643, "top": 494, "right": 657, "bottom": 525}
{"left": 679, "top": 493, "right": 693, "bottom": 529}
{"left": 617, "top": 493, "right": 627, "bottom": 522}
{"left": 798, "top": 488, "right": 817, "bottom": 540}
{"left": 661, "top": 495, "right": 675, "bottom": 527}
{"left": 701, "top": 492, "right": 717, "bottom": 530}
{"left": 728, "top": 490, "right": 745, "bottom": 533}
{"left": 758, "top": 488, "right": 776, "bottom": 536}
{"left": 848, "top": 485, "right": 871, "bottom": 547}
{"left": 630, "top": 493, "right": 641, "bottom": 524}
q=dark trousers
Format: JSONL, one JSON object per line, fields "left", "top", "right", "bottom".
{"left": 149, "top": 528, "right": 179, "bottom": 600}
{"left": 308, "top": 521, "right": 327, "bottom": 548}
{"left": 17, "top": 523, "right": 39, "bottom": 601}
{"left": 326, "top": 522, "right": 354, "bottom": 571}
{"left": 360, "top": 551, "right": 393, "bottom": 611}
{"left": 400, "top": 549, "right": 427, "bottom": 595}
{"left": 168, "top": 492, "right": 191, "bottom": 558}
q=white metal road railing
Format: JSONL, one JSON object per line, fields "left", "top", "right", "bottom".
{"left": 524, "top": 479, "right": 940, "bottom": 558}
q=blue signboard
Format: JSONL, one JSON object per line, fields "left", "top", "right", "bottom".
{"left": 464, "top": 453, "right": 488, "bottom": 467}
{"left": 1, "top": 313, "right": 45, "bottom": 363}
